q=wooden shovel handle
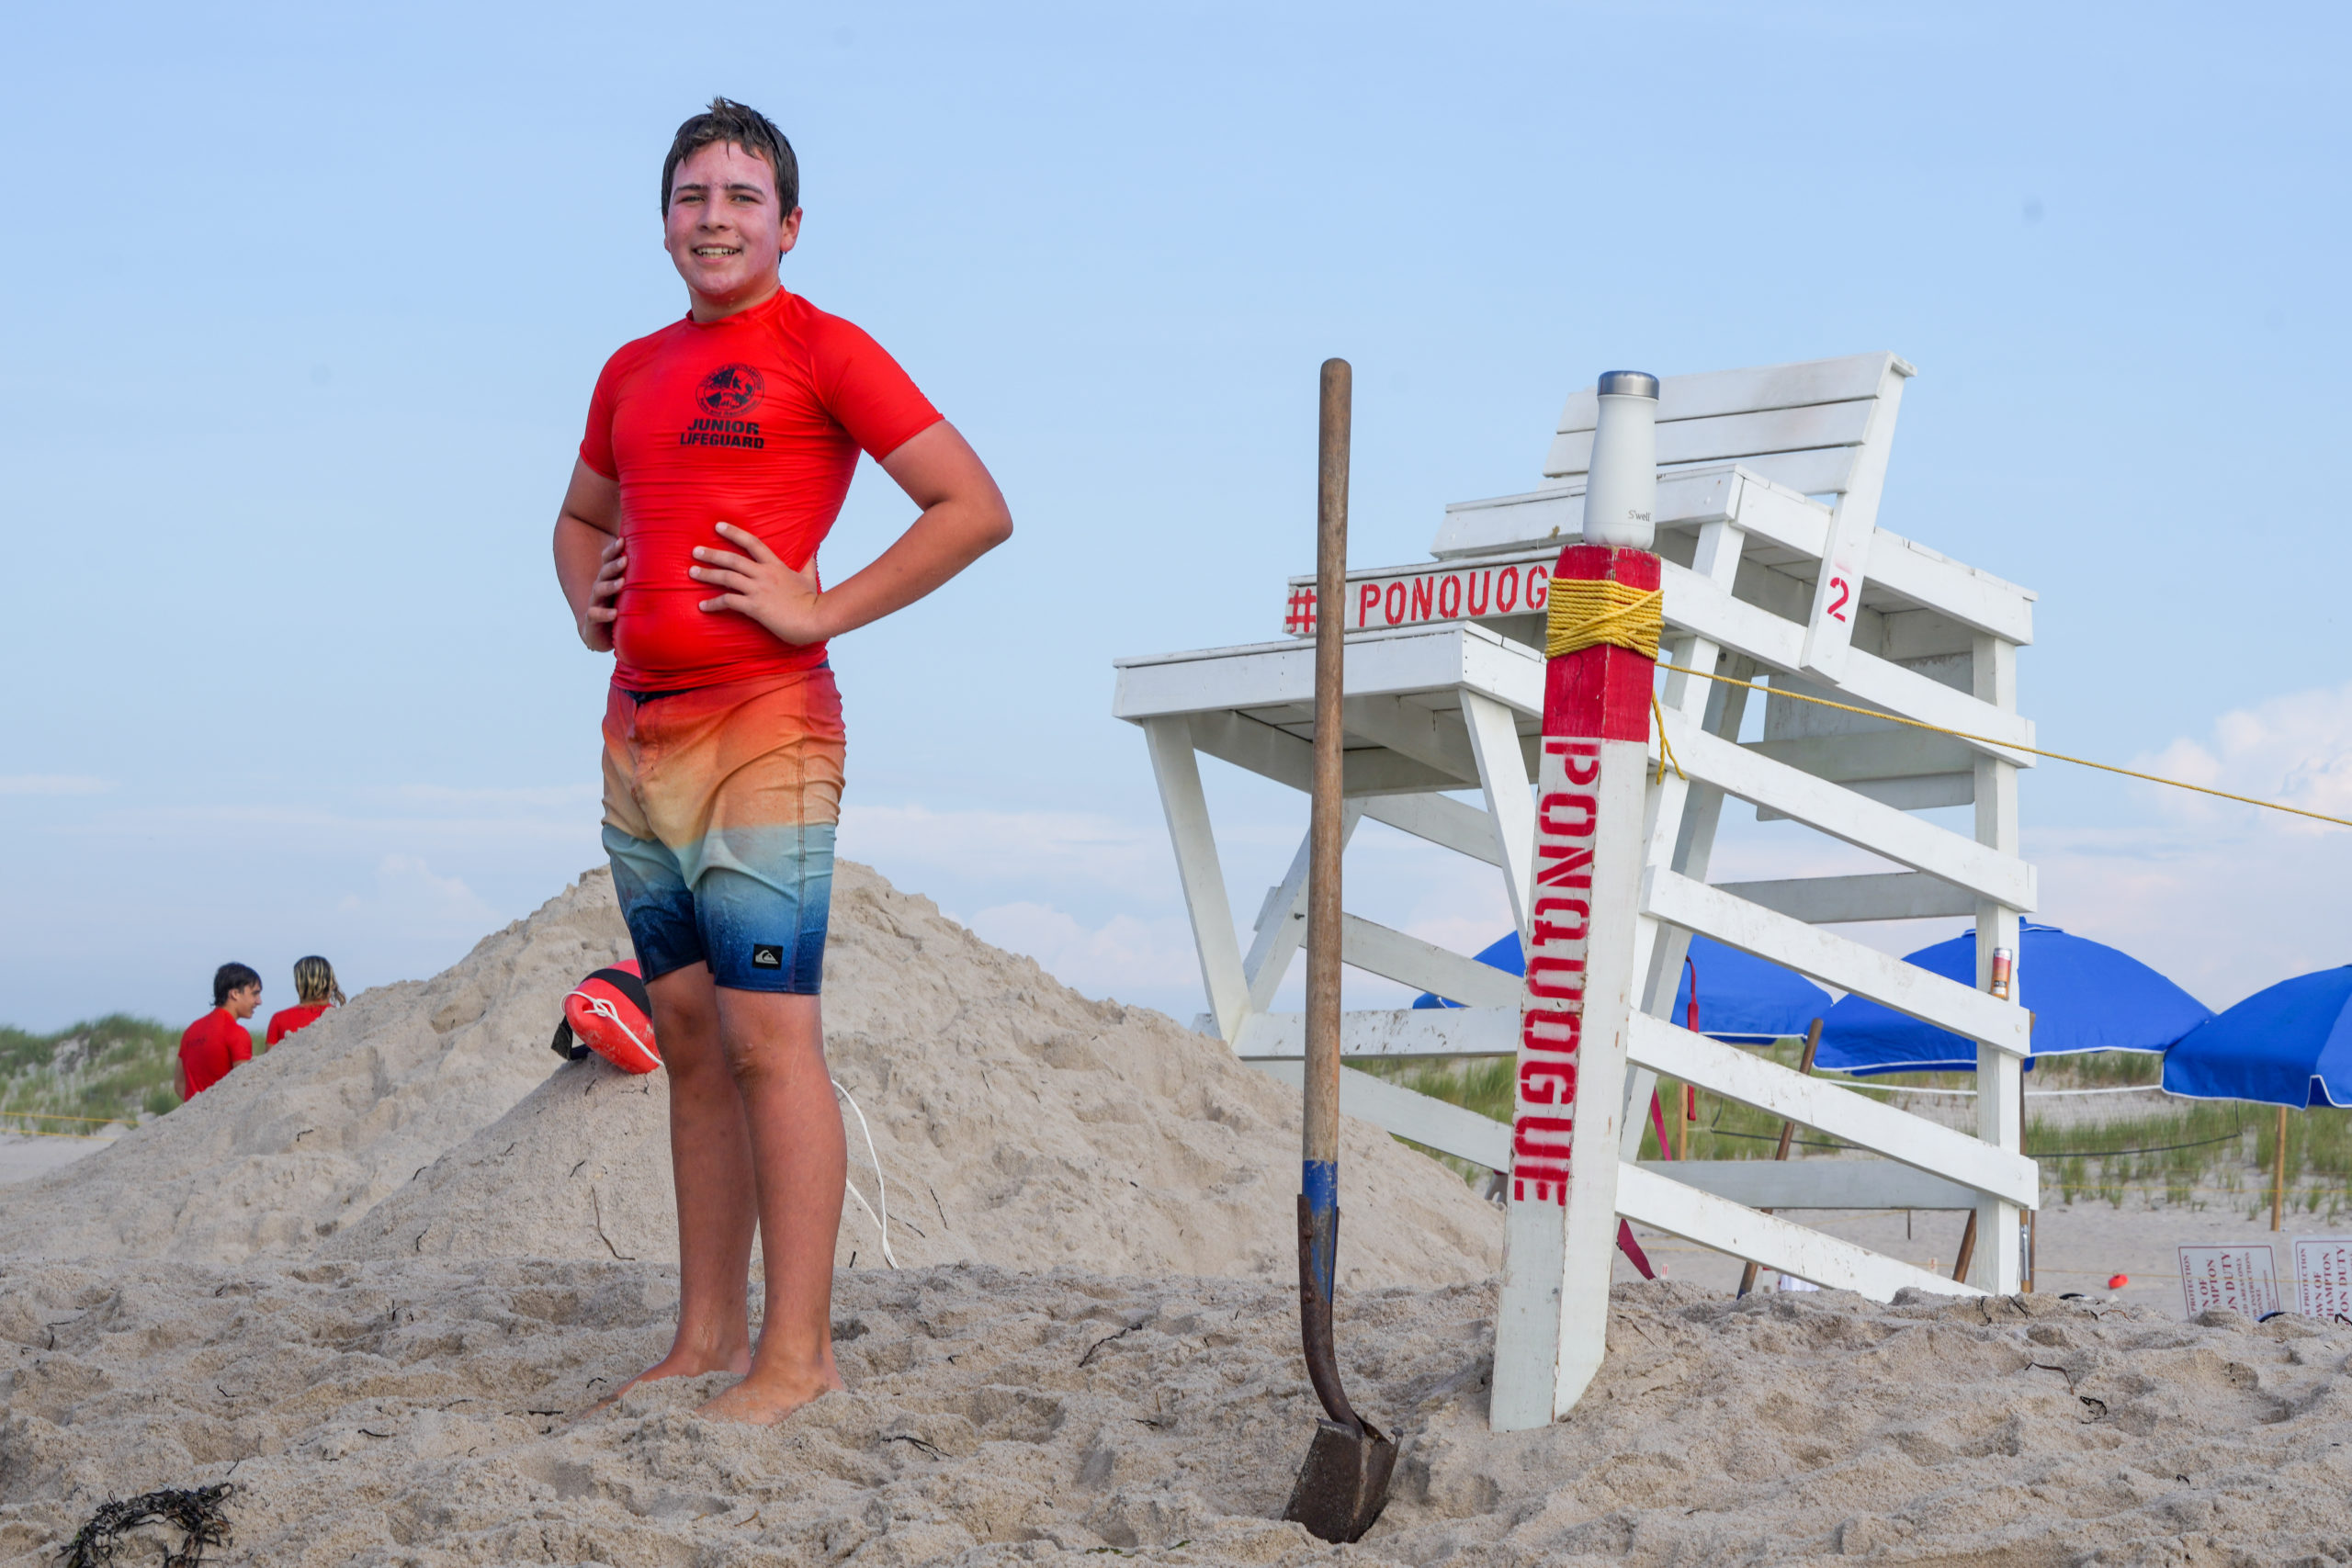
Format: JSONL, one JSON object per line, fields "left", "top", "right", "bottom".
{"left": 1304, "top": 358, "right": 1351, "bottom": 1171}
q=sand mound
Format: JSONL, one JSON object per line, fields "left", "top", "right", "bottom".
{"left": 327, "top": 862, "right": 1500, "bottom": 1289}
{"left": 0, "top": 872, "right": 631, "bottom": 1262}
{"left": 0, "top": 860, "right": 1498, "bottom": 1287}
{"left": 6, "top": 1258, "right": 2349, "bottom": 1565}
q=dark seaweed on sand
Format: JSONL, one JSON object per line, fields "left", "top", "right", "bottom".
{"left": 59, "top": 1484, "right": 233, "bottom": 1568}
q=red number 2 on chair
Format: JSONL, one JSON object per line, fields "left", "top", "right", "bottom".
{"left": 1825, "top": 576, "right": 1851, "bottom": 623}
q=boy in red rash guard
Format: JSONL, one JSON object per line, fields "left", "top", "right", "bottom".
{"left": 552, "top": 99, "right": 1012, "bottom": 1427}
{"left": 178, "top": 963, "right": 260, "bottom": 1100}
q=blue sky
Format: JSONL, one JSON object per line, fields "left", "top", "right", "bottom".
{"left": 4, "top": 1, "right": 2346, "bottom": 1031}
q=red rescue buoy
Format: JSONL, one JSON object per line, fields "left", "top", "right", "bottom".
{"left": 548, "top": 962, "right": 661, "bottom": 1074}
{"left": 2107, "top": 1273, "right": 2130, "bottom": 1290}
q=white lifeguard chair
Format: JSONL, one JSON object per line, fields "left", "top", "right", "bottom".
{"left": 1113, "top": 353, "right": 2039, "bottom": 1359}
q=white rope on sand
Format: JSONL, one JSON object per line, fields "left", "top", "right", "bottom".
{"left": 1827, "top": 1081, "right": 2176, "bottom": 1099}
{"left": 833, "top": 1081, "right": 897, "bottom": 1269}
{"left": 575, "top": 993, "right": 899, "bottom": 1269}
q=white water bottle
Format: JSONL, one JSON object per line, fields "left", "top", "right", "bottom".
{"left": 1583, "top": 370, "right": 1658, "bottom": 549}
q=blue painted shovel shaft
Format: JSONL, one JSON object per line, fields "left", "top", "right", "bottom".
{"left": 1303, "top": 1160, "right": 1339, "bottom": 1300}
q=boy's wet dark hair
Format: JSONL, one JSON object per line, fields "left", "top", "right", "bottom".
{"left": 212, "top": 963, "right": 261, "bottom": 1008}
{"left": 662, "top": 97, "right": 798, "bottom": 214}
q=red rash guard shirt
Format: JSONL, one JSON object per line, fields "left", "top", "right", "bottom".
{"left": 266, "top": 1004, "right": 329, "bottom": 1046}
{"left": 580, "top": 289, "right": 943, "bottom": 693}
{"left": 179, "top": 1009, "right": 253, "bottom": 1097}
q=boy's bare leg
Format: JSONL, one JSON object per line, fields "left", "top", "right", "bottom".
{"left": 591, "top": 963, "right": 757, "bottom": 1409}
{"left": 697, "top": 988, "right": 847, "bottom": 1424}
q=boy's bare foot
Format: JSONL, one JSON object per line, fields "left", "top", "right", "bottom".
{"left": 574, "top": 1346, "right": 752, "bottom": 1421}
{"left": 695, "top": 1364, "right": 846, "bottom": 1426}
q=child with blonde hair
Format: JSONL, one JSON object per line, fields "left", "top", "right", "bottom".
{"left": 266, "top": 955, "right": 345, "bottom": 1046}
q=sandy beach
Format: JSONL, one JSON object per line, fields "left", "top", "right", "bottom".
{"left": 0, "top": 1129, "right": 114, "bottom": 1190}
{"left": 5, "top": 865, "right": 2347, "bottom": 1565}
{"left": 11, "top": 1259, "right": 2352, "bottom": 1564}
{"left": 1623, "top": 1201, "right": 2342, "bottom": 1321}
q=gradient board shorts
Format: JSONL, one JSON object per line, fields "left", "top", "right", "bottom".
{"left": 600, "top": 667, "right": 844, "bottom": 993}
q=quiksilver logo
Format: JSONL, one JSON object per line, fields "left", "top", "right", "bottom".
{"left": 751, "top": 944, "right": 784, "bottom": 969}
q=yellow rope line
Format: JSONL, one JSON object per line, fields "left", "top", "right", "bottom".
{"left": 1648, "top": 693, "right": 1684, "bottom": 781}
{"left": 0, "top": 1110, "right": 121, "bottom": 1124}
{"left": 1657, "top": 662, "right": 2352, "bottom": 832}
{"left": 1538, "top": 572, "right": 2338, "bottom": 829}
{"left": 1546, "top": 579, "right": 1663, "bottom": 660}
{"left": 1546, "top": 578, "right": 1682, "bottom": 777}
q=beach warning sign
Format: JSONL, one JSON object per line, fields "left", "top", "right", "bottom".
{"left": 2292, "top": 1236, "right": 2352, "bottom": 1320}
{"left": 2177, "top": 1245, "right": 2279, "bottom": 1318}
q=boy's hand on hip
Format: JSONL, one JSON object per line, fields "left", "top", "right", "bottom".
{"left": 693, "top": 523, "right": 830, "bottom": 644}
{"left": 581, "top": 535, "right": 627, "bottom": 651}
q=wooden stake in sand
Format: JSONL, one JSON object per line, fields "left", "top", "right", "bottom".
{"left": 1951, "top": 1211, "right": 1978, "bottom": 1283}
{"left": 1679, "top": 962, "right": 1699, "bottom": 1162}
{"left": 1491, "top": 372, "right": 1658, "bottom": 1433}
{"left": 1737, "top": 1018, "right": 1824, "bottom": 1298}
{"left": 2274, "top": 1103, "right": 2289, "bottom": 1233}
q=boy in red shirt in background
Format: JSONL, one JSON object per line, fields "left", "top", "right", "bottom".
{"left": 177, "top": 963, "right": 260, "bottom": 1100}
{"left": 552, "top": 99, "right": 1011, "bottom": 1426}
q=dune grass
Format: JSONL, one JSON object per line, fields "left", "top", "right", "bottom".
{"left": 1357, "top": 1041, "right": 2352, "bottom": 1219}
{"left": 0, "top": 1015, "right": 228, "bottom": 1132}
{"left": 1354, "top": 1037, "right": 1822, "bottom": 1180}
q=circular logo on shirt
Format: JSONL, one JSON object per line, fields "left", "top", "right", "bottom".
{"left": 696, "top": 364, "right": 766, "bottom": 415}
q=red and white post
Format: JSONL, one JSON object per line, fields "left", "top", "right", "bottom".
{"left": 1491, "top": 373, "right": 1659, "bottom": 1431}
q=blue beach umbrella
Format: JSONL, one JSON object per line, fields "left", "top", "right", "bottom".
{"left": 1412, "top": 932, "right": 1831, "bottom": 1042}
{"left": 2163, "top": 966, "right": 2352, "bottom": 1108}
{"left": 1668, "top": 936, "right": 1836, "bottom": 1043}
{"left": 1815, "top": 921, "right": 2212, "bottom": 1076}
{"left": 1409, "top": 931, "right": 1526, "bottom": 1007}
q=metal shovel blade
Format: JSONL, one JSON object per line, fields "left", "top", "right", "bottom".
{"left": 1283, "top": 1415, "right": 1398, "bottom": 1543}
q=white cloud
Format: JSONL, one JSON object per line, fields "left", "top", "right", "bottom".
{"left": 0, "top": 774, "right": 112, "bottom": 795}
{"left": 2028, "top": 821, "right": 2352, "bottom": 1010}
{"left": 963, "top": 901, "right": 1203, "bottom": 1003}
{"left": 335, "top": 854, "right": 501, "bottom": 931}
{"left": 2130, "top": 678, "right": 2352, "bottom": 833}
{"left": 2030, "top": 678, "right": 2352, "bottom": 1006}
{"left": 63, "top": 799, "right": 597, "bottom": 846}
{"left": 365, "top": 783, "right": 599, "bottom": 813}
{"left": 840, "top": 803, "right": 1165, "bottom": 891}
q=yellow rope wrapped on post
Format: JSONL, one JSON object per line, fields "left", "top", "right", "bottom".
{"left": 1544, "top": 578, "right": 1664, "bottom": 660}
{"left": 1543, "top": 576, "right": 1681, "bottom": 779}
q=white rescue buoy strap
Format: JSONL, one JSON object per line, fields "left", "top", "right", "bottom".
{"left": 834, "top": 1080, "right": 897, "bottom": 1269}
{"left": 555, "top": 978, "right": 899, "bottom": 1270}
{"left": 574, "top": 993, "right": 653, "bottom": 1057}
{"left": 579, "top": 965, "right": 653, "bottom": 1017}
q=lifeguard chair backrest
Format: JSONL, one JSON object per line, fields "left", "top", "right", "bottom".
{"left": 1429, "top": 352, "right": 1917, "bottom": 563}
{"left": 1541, "top": 351, "right": 1914, "bottom": 501}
